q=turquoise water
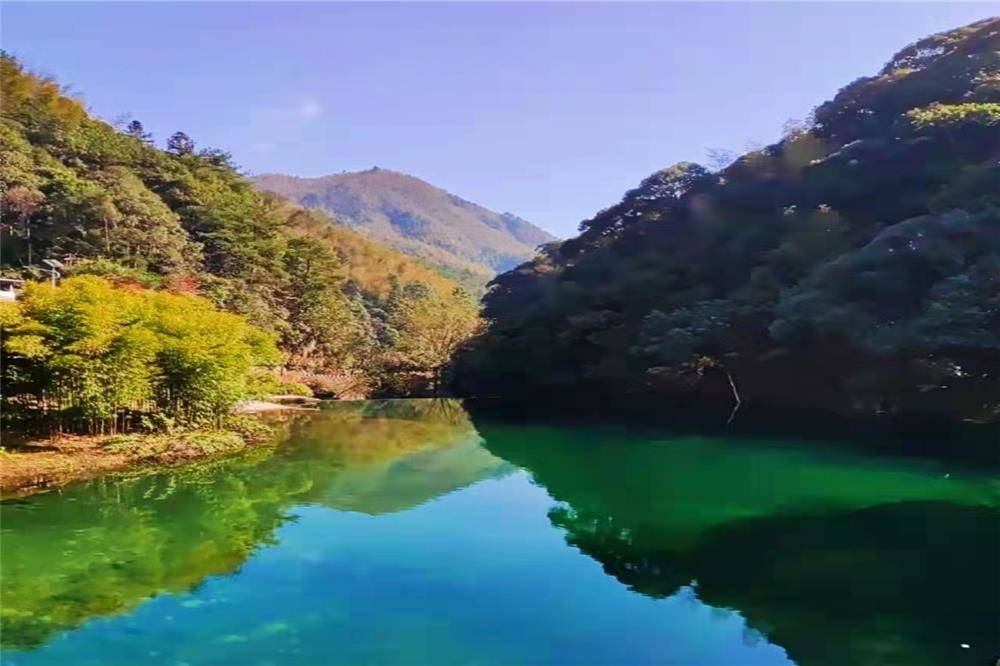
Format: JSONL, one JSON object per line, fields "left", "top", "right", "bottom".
{"left": 2, "top": 400, "right": 997, "bottom": 665}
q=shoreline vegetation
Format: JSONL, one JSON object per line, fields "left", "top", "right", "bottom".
{"left": 1, "top": 427, "right": 257, "bottom": 498}
{"left": 0, "top": 399, "right": 318, "bottom": 497}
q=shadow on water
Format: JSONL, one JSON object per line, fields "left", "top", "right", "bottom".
{"left": 464, "top": 397, "right": 1000, "bottom": 469}
{"left": 472, "top": 410, "right": 999, "bottom": 666}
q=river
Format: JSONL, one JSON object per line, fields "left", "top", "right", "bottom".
{"left": 1, "top": 399, "right": 997, "bottom": 665}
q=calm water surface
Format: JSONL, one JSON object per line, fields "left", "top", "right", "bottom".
{"left": 2, "top": 400, "right": 997, "bottom": 665}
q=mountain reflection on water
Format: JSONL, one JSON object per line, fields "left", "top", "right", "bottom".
{"left": 1, "top": 400, "right": 507, "bottom": 650}
{"left": 1, "top": 399, "right": 997, "bottom": 666}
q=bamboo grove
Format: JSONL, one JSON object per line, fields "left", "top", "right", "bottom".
{"left": 1, "top": 276, "right": 280, "bottom": 434}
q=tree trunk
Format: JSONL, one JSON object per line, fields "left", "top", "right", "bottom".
{"left": 726, "top": 370, "right": 742, "bottom": 424}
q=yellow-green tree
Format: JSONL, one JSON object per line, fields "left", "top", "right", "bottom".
{"left": 386, "top": 282, "right": 480, "bottom": 393}
{"left": 0, "top": 276, "right": 278, "bottom": 433}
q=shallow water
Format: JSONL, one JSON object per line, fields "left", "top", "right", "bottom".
{"left": 2, "top": 400, "right": 997, "bottom": 665}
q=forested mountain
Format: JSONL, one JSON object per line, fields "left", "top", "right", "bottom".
{"left": 0, "top": 54, "right": 479, "bottom": 395}
{"left": 252, "top": 170, "right": 555, "bottom": 288}
{"left": 456, "top": 19, "right": 1000, "bottom": 421}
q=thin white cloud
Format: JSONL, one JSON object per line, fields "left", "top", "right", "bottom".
{"left": 297, "top": 98, "right": 323, "bottom": 119}
{"left": 248, "top": 96, "right": 325, "bottom": 125}
{"left": 242, "top": 96, "right": 324, "bottom": 165}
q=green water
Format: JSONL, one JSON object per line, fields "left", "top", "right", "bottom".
{"left": 1, "top": 400, "right": 997, "bottom": 666}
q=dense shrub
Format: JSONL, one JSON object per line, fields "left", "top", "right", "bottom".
{"left": 0, "top": 276, "right": 279, "bottom": 433}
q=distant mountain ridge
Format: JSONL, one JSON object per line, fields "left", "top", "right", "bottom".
{"left": 252, "top": 169, "right": 555, "bottom": 285}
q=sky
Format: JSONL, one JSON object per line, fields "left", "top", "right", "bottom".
{"left": 2, "top": 2, "right": 997, "bottom": 237}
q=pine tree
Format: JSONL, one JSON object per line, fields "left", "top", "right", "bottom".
{"left": 125, "top": 120, "right": 153, "bottom": 145}
{"left": 166, "top": 131, "right": 195, "bottom": 155}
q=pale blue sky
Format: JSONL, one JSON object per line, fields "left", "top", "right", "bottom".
{"left": 3, "top": 2, "right": 997, "bottom": 236}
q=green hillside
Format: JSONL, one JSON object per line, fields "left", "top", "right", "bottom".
{"left": 0, "top": 54, "right": 479, "bottom": 394}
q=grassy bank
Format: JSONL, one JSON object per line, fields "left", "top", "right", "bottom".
{"left": 0, "top": 417, "right": 279, "bottom": 497}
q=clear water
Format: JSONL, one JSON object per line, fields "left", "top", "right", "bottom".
{"left": 2, "top": 400, "right": 997, "bottom": 666}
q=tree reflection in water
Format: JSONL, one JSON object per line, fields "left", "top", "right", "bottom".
{"left": 0, "top": 400, "right": 506, "bottom": 649}
{"left": 2, "top": 401, "right": 996, "bottom": 666}
{"left": 478, "top": 420, "right": 999, "bottom": 666}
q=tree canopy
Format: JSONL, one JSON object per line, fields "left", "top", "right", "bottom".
{"left": 456, "top": 18, "right": 1000, "bottom": 421}
{"left": 0, "top": 276, "right": 279, "bottom": 432}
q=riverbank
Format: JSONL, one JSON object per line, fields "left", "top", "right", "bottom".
{"left": 1, "top": 417, "right": 285, "bottom": 497}
{"left": 1, "top": 397, "right": 337, "bottom": 497}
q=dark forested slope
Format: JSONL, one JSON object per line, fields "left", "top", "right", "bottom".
{"left": 456, "top": 19, "right": 1000, "bottom": 421}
